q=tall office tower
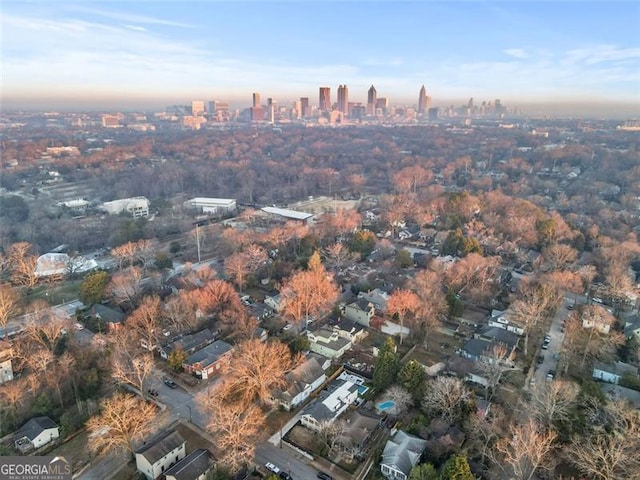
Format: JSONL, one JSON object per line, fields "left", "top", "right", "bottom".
{"left": 293, "top": 100, "right": 302, "bottom": 119}
{"left": 252, "top": 93, "right": 261, "bottom": 108}
{"left": 191, "top": 100, "right": 205, "bottom": 116}
{"left": 300, "top": 97, "right": 310, "bottom": 117}
{"left": 418, "top": 85, "right": 428, "bottom": 114}
{"left": 428, "top": 107, "right": 439, "bottom": 121}
{"left": 207, "top": 101, "right": 215, "bottom": 115}
{"left": 367, "top": 85, "right": 377, "bottom": 115}
{"left": 337, "top": 85, "right": 349, "bottom": 115}
{"left": 267, "top": 98, "right": 276, "bottom": 123}
{"left": 319, "top": 87, "right": 331, "bottom": 111}
{"left": 375, "top": 97, "right": 388, "bottom": 115}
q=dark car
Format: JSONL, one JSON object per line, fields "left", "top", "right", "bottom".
{"left": 536, "top": 355, "right": 545, "bottom": 365}
{"left": 164, "top": 379, "right": 178, "bottom": 389}
{"left": 317, "top": 472, "right": 333, "bottom": 480}
{"left": 279, "top": 472, "right": 293, "bottom": 480}
{"left": 147, "top": 389, "right": 159, "bottom": 397}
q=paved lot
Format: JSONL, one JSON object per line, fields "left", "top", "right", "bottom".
{"left": 255, "top": 442, "right": 318, "bottom": 480}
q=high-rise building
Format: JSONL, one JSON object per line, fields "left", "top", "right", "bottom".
{"left": 252, "top": 93, "right": 261, "bottom": 108}
{"left": 319, "top": 87, "right": 331, "bottom": 111}
{"left": 367, "top": 85, "right": 377, "bottom": 115}
{"left": 418, "top": 85, "right": 428, "bottom": 114}
{"left": 300, "top": 97, "right": 310, "bottom": 117}
{"left": 191, "top": 100, "right": 205, "bottom": 116}
{"left": 337, "top": 85, "right": 349, "bottom": 115}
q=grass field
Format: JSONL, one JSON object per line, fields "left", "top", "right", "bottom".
{"left": 26, "top": 280, "right": 82, "bottom": 306}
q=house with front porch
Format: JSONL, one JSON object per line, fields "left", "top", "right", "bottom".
{"left": 14, "top": 417, "right": 59, "bottom": 452}
{"left": 380, "top": 430, "right": 427, "bottom": 480}
{"left": 272, "top": 355, "right": 327, "bottom": 410}
{"left": 135, "top": 429, "right": 186, "bottom": 480}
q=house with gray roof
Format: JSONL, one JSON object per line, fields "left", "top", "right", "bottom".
{"left": 164, "top": 448, "right": 215, "bottom": 480}
{"left": 14, "top": 416, "right": 59, "bottom": 452}
{"left": 273, "top": 355, "right": 327, "bottom": 411}
{"left": 593, "top": 361, "right": 638, "bottom": 385}
{"left": 380, "top": 430, "right": 427, "bottom": 480}
{"left": 160, "top": 329, "right": 215, "bottom": 360}
{"left": 135, "top": 429, "right": 186, "bottom": 480}
{"left": 344, "top": 299, "right": 375, "bottom": 327}
{"left": 183, "top": 340, "right": 233, "bottom": 380}
{"left": 300, "top": 379, "right": 359, "bottom": 431}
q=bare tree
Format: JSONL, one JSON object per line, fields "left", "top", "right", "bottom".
{"left": 323, "top": 242, "right": 359, "bottom": 271}
{"left": 135, "top": 239, "right": 159, "bottom": 271}
{"left": 111, "top": 242, "right": 139, "bottom": 270}
{"left": 492, "top": 419, "right": 557, "bottom": 480}
{"left": 7, "top": 242, "right": 39, "bottom": 288}
{"left": 126, "top": 295, "right": 162, "bottom": 351}
{"left": 224, "top": 339, "right": 298, "bottom": 406}
{"left": 384, "top": 385, "right": 413, "bottom": 414}
{"left": 408, "top": 270, "right": 448, "bottom": 349}
{"left": 86, "top": 393, "right": 158, "bottom": 455}
{"left": 196, "top": 381, "right": 265, "bottom": 472}
{"left": 387, "top": 289, "right": 421, "bottom": 345}
{"left": 564, "top": 402, "right": 640, "bottom": 480}
{"left": 477, "top": 342, "right": 513, "bottom": 401}
{"left": 111, "top": 351, "right": 156, "bottom": 397}
{"left": 107, "top": 266, "right": 144, "bottom": 307}
{"left": 528, "top": 380, "right": 579, "bottom": 429}
{"left": 422, "top": 376, "right": 473, "bottom": 422}
{"left": 0, "top": 285, "right": 20, "bottom": 339}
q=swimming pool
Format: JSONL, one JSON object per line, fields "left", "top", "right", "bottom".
{"left": 376, "top": 400, "right": 396, "bottom": 411}
{"left": 357, "top": 385, "right": 369, "bottom": 395}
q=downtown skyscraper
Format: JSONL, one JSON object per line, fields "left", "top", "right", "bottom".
{"left": 337, "top": 85, "right": 349, "bottom": 115}
{"left": 319, "top": 87, "right": 331, "bottom": 111}
{"left": 367, "top": 85, "right": 377, "bottom": 115}
{"left": 418, "top": 85, "right": 428, "bottom": 114}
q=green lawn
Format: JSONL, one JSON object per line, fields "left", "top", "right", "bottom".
{"left": 26, "top": 280, "right": 82, "bottom": 306}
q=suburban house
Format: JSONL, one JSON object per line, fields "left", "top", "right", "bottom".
{"left": 164, "top": 448, "right": 215, "bottom": 480}
{"left": 473, "top": 326, "right": 519, "bottom": 361}
{"left": 583, "top": 308, "right": 613, "bottom": 334}
{"left": 487, "top": 309, "right": 525, "bottom": 336}
{"left": 300, "top": 379, "right": 359, "bottom": 431}
{"left": 273, "top": 355, "right": 327, "bottom": 410}
{"left": 264, "top": 294, "right": 284, "bottom": 313}
{"left": 344, "top": 299, "right": 376, "bottom": 327}
{"left": 333, "top": 319, "right": 368, "bottom": 343}
{"left": 380, "top": 430, "right": 428, "bottom": 480}
{"left": 0, "top": 340, "right": 14, "bottom": 385}
{"left": 307, "top": 327, "right": 353, "bottom": 359}
{"left": 357, "top": 288, "right": 390, "bottom": 313}
{"left": 14, "top": 416, "right": 59, "bottom": 452}
{"left": 85, "top": 304, "right": 125, "bottom": 332}
{"left": 160, "top": 329, "right": 215, "bottom": 360}
{"left": 592, "top": 361, "right": 639, "bottom": 385}
{"left": 624, "top": 316, "right": 640, "bottom": 339}
{"left": 183, "top": 340, "right": 233, "bottom": 380}
{"left": 135, "top": 429, "right": 186, "bottom": 480}
{"left": 335, "top": 409, "right": 381, "bottom": 459}
{"left": 461, "top": 338, "right": 506, "bottom": 364}
{"left": 446, "top": 356, "right": 490, "bottom": 387}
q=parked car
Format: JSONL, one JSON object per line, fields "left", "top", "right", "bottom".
{"left": 541, "top": 343, "right": 549, "bottom": 350}
{"left": 147, "top": 389, "right": 159, "bottom": 397}
{"left": 265, "top": 463, "right": 280, "bottom": 475}
{"left": 74, "top": 323, "right": 84, "bottom": 330}
{"left": 546, "top": 370, "right": 555, "bottom": 382}
{"left": 279, "top": 472, "right": 293, "bottom": 480}
{"left": 544, "top": 335, "right": 551, "bottom": 343}
{"left": 283, "top": 323, "right": 293, "bottom": 331}
{"left": 164, "top": 379, "right": 178, "bottom": 389}
{"left": 537, "top": 355, "right": 545, "bottom": 365}
{"left": 317, "top": 472, "right": 333, "bottom": 480}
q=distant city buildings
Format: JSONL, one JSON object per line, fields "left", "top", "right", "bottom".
{"left": 367, "top": 85, "right": 377, "bottom": 115}
{"left": 418, "top": 85, "right": 429, "bottom": 114}
{"left": 337, "top": 85, "right": 349, "bottom": 115}
{"left": 319, "top": 87, "right": 331, "bottom": 112}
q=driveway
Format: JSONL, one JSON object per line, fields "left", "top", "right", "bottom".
{"left": 255, "top": 442, "right": 319, "bottom": 480}
{"left": 147, "top": 373, "right": 212, "bottom": 429}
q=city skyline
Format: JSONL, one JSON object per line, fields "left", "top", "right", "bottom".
{"left": 2, "top": 1, "right": 639, "bottom": 115}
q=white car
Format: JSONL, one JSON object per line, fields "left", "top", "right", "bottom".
{"left": 283, "top": 323, "right": 293, "bottom": 331}
{"left": 265, "top": 463, "right": 280, "bottom": 475}
{"left": 74, "top": 323, "right": 84, "bottom": 331}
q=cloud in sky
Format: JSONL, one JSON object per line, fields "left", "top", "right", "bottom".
{"left": 2, "top": 4, "right": 639, "bottom": 108}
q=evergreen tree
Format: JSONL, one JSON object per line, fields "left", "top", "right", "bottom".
{"left": 399, "top": 360, "right": 427, "bottom": 402}
{"left": 439, "top": 454, "right": 473, "bottom": 480}
{"left": 79, "top": 271, "right": 110, "bottom": 305}
{"left": 409, "top": 463, "right": 438, "bottom": 480}
{"left": 373, "top": 337, "right": 400, "bottom": 390}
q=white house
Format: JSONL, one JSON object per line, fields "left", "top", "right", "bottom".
{"left": 264, "top": 294, "right": 284, "bottom": 313}
{"left": 102, "top": 196, "right": 150, "bottom": 218}
{"left": 164, "top": 449, "right": 215, "bottom": 480}
{"left": 184, "top": 197, "right": 237, "bottom": 215}
{"left": 488, "top": 309, "right": 525, "bottom": 336}
{"left": 135, "top": 430, "right": 186, "bottom": 480}
{"left": 344, "top": 299, "right": 375, "bottom": 327}
{"left": 300, "top": 380, "right": 359, "bottom": 431}
{"left": 34, "top": 253, "right": 98, "bottom": 278}
{"left": 307, "top": 327, "right": 352, "bottom": 359}
{"left": 0, "top": 340, "right": 14, "bottom": 385}
{"left": 14, "top": 417, "right": 59, "bottom": 452}
{"left": 592, "top": 361, "right": 638, "bottom": 385}
{"left": 380, "top": 430, "right": 427, "bottom": 480}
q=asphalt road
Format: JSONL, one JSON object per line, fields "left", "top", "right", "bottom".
{"left": 255, "top": 442, "right": 319, "bottom": 480}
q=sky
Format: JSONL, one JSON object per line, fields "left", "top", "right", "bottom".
{"left": 2, "top": 1, "right": 640, "bottom": 115}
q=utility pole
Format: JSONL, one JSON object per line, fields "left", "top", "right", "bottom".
{"left": 196, "top": 224, "right": 201, "bottom": 263}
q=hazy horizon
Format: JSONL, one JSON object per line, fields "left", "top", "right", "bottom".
{"left": 2, "top": 1, "right": 639, "bottom": 117}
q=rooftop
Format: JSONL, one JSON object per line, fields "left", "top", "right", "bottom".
{"left": 135, "top": 429, "right": 186, "bottom": 464}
